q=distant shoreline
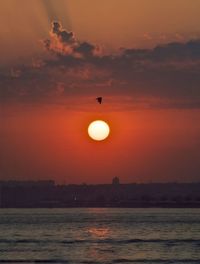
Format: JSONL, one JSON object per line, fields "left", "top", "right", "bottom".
{"left": 1, "top": 181, "right": 200, "bottom": 208}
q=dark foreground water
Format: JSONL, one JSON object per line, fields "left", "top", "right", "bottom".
{"left": 0, "top": 208, "right": 200, "bottom": 264}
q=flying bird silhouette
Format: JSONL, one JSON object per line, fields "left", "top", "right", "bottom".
{"left": 96, "top": 97, "right": 102, "bottom": 104}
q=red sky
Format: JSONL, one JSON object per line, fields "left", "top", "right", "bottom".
{"left": 1, "top": 0, "right": 200, "bottom": 183}
{"left": 1, "top": 104, "right": 200, "bottom": 184}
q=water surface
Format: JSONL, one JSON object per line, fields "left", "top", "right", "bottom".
{"left": 0, "top": 208, "right": 200, "bottom": 264}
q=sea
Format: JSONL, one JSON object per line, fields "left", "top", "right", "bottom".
{"left": 0, "top": 208, "right": 200, "bottom": 264}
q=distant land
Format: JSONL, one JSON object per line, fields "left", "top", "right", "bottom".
{"left": 1, "top": 178, "right": 200, "bottom": 208}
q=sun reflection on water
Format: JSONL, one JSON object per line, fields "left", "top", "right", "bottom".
{"left": 88, "top": 227, "right": 110, "bottom": 239}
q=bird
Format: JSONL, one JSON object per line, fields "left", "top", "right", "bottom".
{"left": 96, "top": 97, "right": 102, "bottom": 104}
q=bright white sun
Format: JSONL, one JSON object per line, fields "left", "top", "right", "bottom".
{"left": 88, "top": 120, "right": 110, "bottom": 141}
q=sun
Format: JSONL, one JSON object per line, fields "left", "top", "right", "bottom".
{"left": 88, "top": 120, "right": 110, "bottom": 141}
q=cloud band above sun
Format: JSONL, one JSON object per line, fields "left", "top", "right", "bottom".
{"left": 1, "top": 21, "right": 200, "bottom": 110}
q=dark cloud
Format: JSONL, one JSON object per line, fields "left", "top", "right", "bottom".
{"left": 123, "top": 39, "right": 200, "bottom": 61}
{"left": 1, "top": 21, "right": 200, "bottom": 109}
{"left": 74, "top": 42, "right": 97, "bottom": 58}
{"left": 52, "top": 21, "right": 74, "bottom": 42}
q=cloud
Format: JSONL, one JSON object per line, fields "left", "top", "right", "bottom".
{"left": 122, "top": 39, "right": 200, "bottom": 61}
{"left": 43, "top": 21, "right": 99, "bottom": 58}
{"left": 1, "top": 21, "right": 200, "bottom": 110}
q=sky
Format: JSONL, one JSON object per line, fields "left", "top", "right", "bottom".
{"left": 1, "top": 0, "right": 200, "bottom": 184}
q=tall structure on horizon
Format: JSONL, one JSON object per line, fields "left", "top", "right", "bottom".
{"left": 112, "top": 177, "right": 120, "bottom": 185}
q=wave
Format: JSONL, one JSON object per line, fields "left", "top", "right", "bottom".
{"left": 0, "top": 261, "right": 69, "bottom": 263}
{"left": 0, "top": 238, "right": 200, "bottom": 245}
{"left": 113, "top": 259, "right": 200, "bottom": 263}
{"left": 0, "top": 259, "right": 200, "bottom": 264}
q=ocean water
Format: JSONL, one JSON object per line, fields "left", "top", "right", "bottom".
{"left": 0, "top": 208, "right": 200, "bottom": 264}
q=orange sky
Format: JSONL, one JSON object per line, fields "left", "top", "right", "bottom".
{"left": 1, "top": 0, "right": 200, "bottom": 63}
{"left": 1, "top": 0, "right": 200, "bottom": 183}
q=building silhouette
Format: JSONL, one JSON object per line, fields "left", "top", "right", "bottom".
{"left": 112, "top": 177, "right": 120, "bottom": 185}
{"left": 0, "top": 180, "right": 200, "bottom": 208}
